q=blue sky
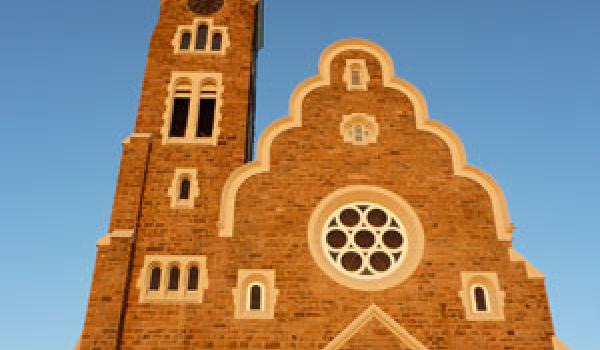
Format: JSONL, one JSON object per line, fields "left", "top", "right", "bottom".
{"left": 0, "top": 0, "right": 598, "bottom": 349}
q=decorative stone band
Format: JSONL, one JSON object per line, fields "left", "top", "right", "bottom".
{"left": 96, "top": 230, "right": 134, "bottom": 247}
{"left": 553, "top": 336, "right": 571, "bottom": 350}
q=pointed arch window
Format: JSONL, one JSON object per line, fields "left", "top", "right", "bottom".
{"left": 180, "top": 31, "right": 192, "bottom": 51}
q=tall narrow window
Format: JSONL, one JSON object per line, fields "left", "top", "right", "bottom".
{"left": 196, "top": 80, "right": 217, "bottom": 138}
{"left": 180, "top": 31, "right": 192, "bottom": 51}
{"left": 149, "top": 267, "right": 161, "bottom": 291}
{"left": 169, "top": 79, "right": 192, "bottom": 137}
{"left": 179, "top": 178, "right": 191, "bottom": 200}
{"left": 474, "top": 286, "right": 489, "bottom": 312}
{"left": 249, "top": 283, "right": 263, "bottom": 311}
{"left": 354, "top": 124, "right": 364, "bottom": 143}
{"left": 195, "top": 24, "right": 208, "bottom": 50}
{"left": 211, "top": 32, "right": 223, "bottom": 51}
{"left": 187, "top": 266, "right": 199, "bottom": 291}
{"left": 168, "top": 266, "right": 180, "bottom": 291}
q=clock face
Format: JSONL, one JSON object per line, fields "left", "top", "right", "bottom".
{"left": 188, "top": 0, "right": 225, "bottom": 15}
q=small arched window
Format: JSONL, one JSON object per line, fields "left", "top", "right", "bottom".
{"left": 473, "top": 285, "right": 489, "bottom": 312}
{"left": 149, "top": 267, "right": 161, "bottom": 291}
{"left": 248, "top": 283, "right": 263, "bottom": 311}
{"left": 168, "top": 266, "right": 180, "bottom": 291}
{"left": 187, "top": 266, "right": 199, "bottom": 291}
{"left": 211, "top": 32, "right": 223, "bottom": 51}
{"left": 179, "top": 178, "right": 191, "bottom": 200}
{"left": 196, "top": 24, "right": 208, "bottom": 50}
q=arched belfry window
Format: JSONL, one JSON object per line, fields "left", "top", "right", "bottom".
{"left": 162, "top": 72, "right": 223, "bottom": 145}
{"left": 149, "top": 266, "right": 161, "bottom": 291}
{"left": 168, "top": 266, "right": 180, "bottom": 291}
{"left": 168, "top": 79, "right": 192, "bottom": 138}
{"left": 196, "top": 79, "right": 217, "bottom": 138}
{"left": 248, "top": 283, "right": 264, "bottom": 311}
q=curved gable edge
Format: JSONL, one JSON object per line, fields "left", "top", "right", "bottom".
{"left": 218, "top": 38, "right": 513, "bottom": 243}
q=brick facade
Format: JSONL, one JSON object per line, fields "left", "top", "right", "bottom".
{"left": 77, "top": 1, "right": 565, "bottom": 349}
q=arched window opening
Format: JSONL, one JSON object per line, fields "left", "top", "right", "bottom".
{"left": 196, "top": 80, "right": 217, "bottom": 137}
{"left": 248, "top": 283, "right": 263, "bottom": 311}
{"left": 168, "top": 266, "right": 180, "bottom": 291}
{"left": 474, "top": 286, "right": 489, "bottom": 312}
{"left": 149, "top": 267, "right": 161, "bottom": 291}
{"left": 354, "top": 124, "right": 364, "bottom": 143}
{"left": 187, "top": 266, "right": 199, "bottom": 291}
{"left": 179, "top": 178, "right": 191, "bottom": 200}
{"left": 211, "top": 32, "right": 223, "bottom": 51}
{"left": 169, "top": 79, "right": 192, "bottom": 137}
{"left": 180, "top": 31, "right": 192, "bottom": 51}
{"left": 195, "top": 24, "right": 208, "bottom": 50}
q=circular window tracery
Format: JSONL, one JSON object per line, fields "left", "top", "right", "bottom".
{"left": 322, "top": 202, "right": 408, "bottom": 279}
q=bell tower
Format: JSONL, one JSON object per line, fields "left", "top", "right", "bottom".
{"left": 77, "top": 1, "right": 263, "bottom": 349}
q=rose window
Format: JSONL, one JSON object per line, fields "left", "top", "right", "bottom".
{"left": 322, "top": 202, "right": 408, "bottom": 279}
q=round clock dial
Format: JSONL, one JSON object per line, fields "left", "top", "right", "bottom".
{"left": 188, "top": 0, "right": 225, "bottom": 15}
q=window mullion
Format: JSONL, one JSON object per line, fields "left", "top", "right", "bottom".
{"left": 187, "top": 81, "right": 200, "bottom": 141}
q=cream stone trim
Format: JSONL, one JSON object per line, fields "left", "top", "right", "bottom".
{"left": 121, "top": 132, "right": 153, "bottom": 144}
{"left": 232, "top": 269, "right": 279, "bottom": 319}
{"left": 509, "top": 248, "right": 545, "bottom": 279}
{"left": 324, "top": 304, "right": 430, "bottom": 350}
{"left": 96, "top": 230, "right": 134, "bottom": 247}
{"left": 343, "top": 59, "right": 370, "bottom": 91}
{"left": 459, "top": 272, "right": 506, "bottom": 321}
{"left": 217, "top": 39, "right": 513, "bottom": 242}
{"left": 552, "top": 336, "right": 571, "bottom": 350}
{"left": 340, "top": 113, "right": 379, "bottom": 146}
{"left": 172, "top": 18, "right": 230, "bottom": 55}
{"left": 137, "top": 255, "right": 208, "bottom": 303}
{"left": 161, "top": 71, "right": 223, "bottom": 145}
{"left": 74, "top": 335, "right": 81, "bottom": 350}
{"left": 308, "top": 186, "right": 425, "bottom": 291}
{"left": 167, "top": 168, "right": 200, "bottom": 209}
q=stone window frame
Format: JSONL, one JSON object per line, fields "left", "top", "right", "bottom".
{"left": 167, "top": 168, "right": 199, "bottom": 209}
{"left": 340, "top": 113, "right": 379, "bottom": 146}
{"left": 137, "top": 255, "right": 209, "bottom": 303}
{"left": 232, "top": 269, "right": 279, "bottom": 319}
{"left": 161, "top": 72, "right": 224, "bottom": 145}
{"left": 459, "top": 272, "right": 506, "bottom": 321}
{"left": 172, "top": 18, "right": 230, "bottom": 55}
{"left": 343, "top": 59, "right": 370, "bottom": 91}
{"left": 308, "top": 185, "right": 425, "bottom": 292}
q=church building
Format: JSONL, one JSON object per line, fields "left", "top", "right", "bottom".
{"left": 76, "top": 1, "right": 569, "bottom": 349}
